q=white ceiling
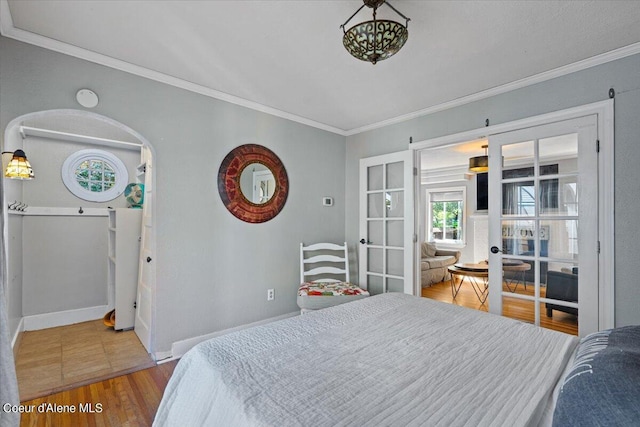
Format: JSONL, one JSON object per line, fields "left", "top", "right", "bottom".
{"left": 2, "top": 0, "right": 640, "bottom": 135}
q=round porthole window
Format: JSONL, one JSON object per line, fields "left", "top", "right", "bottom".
{"left": 61, "top": 149, "right": 129, "bottom": 202}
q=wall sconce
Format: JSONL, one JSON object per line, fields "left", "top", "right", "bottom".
{"left": 4, "top": 149, "right": 35, "bottom": 180}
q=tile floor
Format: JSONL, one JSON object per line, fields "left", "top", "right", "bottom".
{"left": 15, "top": 319, "right": 155, "bottom": 402}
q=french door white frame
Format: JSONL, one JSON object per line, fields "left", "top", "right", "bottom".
{"left": 488, "top": 116, "right": 598, "bottom": 335}
{"left": 410, "top": 100, "right": 614, "bottom": 330}
{"left": 359, "top": 150, "right": 416, "bottom": 296}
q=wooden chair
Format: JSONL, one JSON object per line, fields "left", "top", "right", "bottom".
{"left": 300, "top": 242, "right": 350, "bottom": 284}
{"left": 297, "top": 242, "right": 369, "bottom": 313}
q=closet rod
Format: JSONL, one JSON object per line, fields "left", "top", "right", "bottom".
{"left": 20, "top": 126, "right": 142, "bottom": 151}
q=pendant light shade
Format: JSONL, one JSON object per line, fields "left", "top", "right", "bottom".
{"left": 468, "top": 145, "right": 489, "bottom": 173}
{"left": 341, "top": 0, "right": 410, "bottom": 65}
{"left": 4, "top": 149, "right": 35, "bottom": 180}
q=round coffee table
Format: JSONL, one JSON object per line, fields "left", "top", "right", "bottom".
{"left": 448, "top": 263, "right": 489, "bottom": 304}
{"left": 502, "top": 261, "right": 531, "bottom": 292}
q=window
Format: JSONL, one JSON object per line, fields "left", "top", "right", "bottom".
{"left": 62, "top": 149, "right": 129, "bottom": 202}
{"left": 427, "top": 187, "right": 465, "bottom": 244}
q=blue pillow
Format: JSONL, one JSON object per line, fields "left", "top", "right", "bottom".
{"left": 553, "top": 326, "right": 640, "bottom": 426}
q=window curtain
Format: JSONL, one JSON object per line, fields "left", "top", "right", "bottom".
{"left": 1, "top": 173, "right": 20, "bottom": 427}
{"left": 502, "top": 165, "right": 559, "bottom": 214}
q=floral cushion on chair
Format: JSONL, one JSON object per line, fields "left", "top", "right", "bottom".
{"left": 298, "top": 282, "right": 370, "bottom": 297}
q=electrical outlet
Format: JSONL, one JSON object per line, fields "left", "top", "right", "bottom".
{"left": 267, "top": 289, "right": 275, "bottom": 301}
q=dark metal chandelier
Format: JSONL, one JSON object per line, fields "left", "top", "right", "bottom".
{"left": 341, "top": 0, "right": 410, "bottom": 65}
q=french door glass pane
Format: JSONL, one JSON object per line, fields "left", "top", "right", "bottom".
{"left": 387, "top": 277, "right": 404, "bottom": 293}
{"left": 386, "top": 191, "right": 404, "bottom": 217}
{"left": 502, "top": 140, "right": 534, "bottom": 174}
{"left": 368, "top": 248, "right": 383, "bottom": 274}
{"left": 539, "top": 302, "right": 577, "bottom": 334}
{"left": 368, "top": 165, "right": 383, "bottom": 191}
{"left": 386, "top": 249, "right": 404, "bottom": 277}
{"left": 502, "top": 182, "right": 536, "bottom": 217}
{"left": 501, "top": 220, "right": 537, "bottom": 256}
{"left": 539, "top": 134, "right": 578, "bottom": 174}
{"left": 545, "top": 261, "right": 578, "bottom": 279}
{"left": 386, "top": 220, "right": 404, "bottom": 247}
{"left": 368, "top": 275, "right": 383, "bottom": 295}
{"left": 543, "top": 219, "right": 579, "bottom": 260}
{"left": 368, "top": 221, "right": 383, "bottom": 246}
{"left": 368, "top": 193, "right": 384, "bottom": 218}
{"left": 386, "top": 161, "right": 404, "bottom": 188}
{"left": 502, "top": 295, "right": 535, "bottom": 324}
{"left": 540, "top": 176, "right": 578, "bottom": 216}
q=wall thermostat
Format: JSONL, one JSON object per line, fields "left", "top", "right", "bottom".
{"left": 322, "top": 197, "right": 333, "bottom": 207}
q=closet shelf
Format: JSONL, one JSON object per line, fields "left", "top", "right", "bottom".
{"left": 7, "top": 207, "right": 109, "bottom": 217}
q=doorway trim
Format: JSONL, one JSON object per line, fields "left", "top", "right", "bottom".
{"left": 2, "top": 109, "right": 158, "bottom": 355}
{"left": 410, "top": 99, "right": 614, "bottom": 330}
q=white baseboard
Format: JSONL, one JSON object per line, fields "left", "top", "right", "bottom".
{"left": 23, "top": 305, "right": 108, "bottom": 331}
{"left": 167, "top": 311, "right": 299, "bottom": 360}
{"left": 154, "top": 351, "right": 174, "bottom": 364}
{"left": 11, "top": 317, "right": 24, "bottom": 349}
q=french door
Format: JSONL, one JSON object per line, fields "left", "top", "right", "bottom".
{"left": 135, "top": 146, "right": 154, "bottom": 354}
{"left": 487, "top": 115, "right": 598, "bottom": 336}
{"left": 359, "top": 151, "right": 415, "bottom": 295}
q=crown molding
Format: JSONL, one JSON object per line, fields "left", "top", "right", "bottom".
{"left": 2, "top": 0, "right": 639, "bottom": 138}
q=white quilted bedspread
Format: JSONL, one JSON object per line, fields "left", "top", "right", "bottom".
{"left": 154, "top": 293, "right": 577, "bottom": 427}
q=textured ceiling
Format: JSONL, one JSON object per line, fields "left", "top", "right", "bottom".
{"left": 3, "top": 0, "right": 640, "bottom": 134}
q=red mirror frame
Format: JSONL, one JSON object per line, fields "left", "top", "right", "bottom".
{"left": 217, "top": 144, "right": 289, "bottom": 223}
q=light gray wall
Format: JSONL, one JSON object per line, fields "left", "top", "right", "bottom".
{"left": 346, "top": 53, "right": 640, "bottom": 327}
{"left": 16, "top": 137, "right": 138, "bottom": 316}
{"left": 0, "top": 36, "right": 346, "bottom": 352}
{"left": 22, "top": 216, "right": 107, "bottom": 315}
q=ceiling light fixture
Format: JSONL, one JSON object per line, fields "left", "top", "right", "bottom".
{"left": 469, "top": 145, "right": 489, "bottom": 173}
{"left": 341, "top": 0, "right": 410, "bottom": 65}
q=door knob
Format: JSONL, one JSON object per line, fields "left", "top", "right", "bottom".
{"left": 359, "top": 239, "right": 371, "bottom": 245}
{"left": 146, "top": 256, "right": 152, "bottom": 263}
{"left": 490, "top": 246, "right": 503, "bottom": 254}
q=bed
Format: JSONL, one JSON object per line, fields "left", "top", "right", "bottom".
{"left": 154, "top": 293, "right": 640, "bottom": 426}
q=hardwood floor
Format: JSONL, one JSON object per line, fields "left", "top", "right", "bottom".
{"left": 422, "top": 278, "right": 578, "bottom": 335}
{"left": 16, "top": 320, "right": 155, "bottom": 402}
{"left": 19, "top": 360, "right": 178, "bottom": 427}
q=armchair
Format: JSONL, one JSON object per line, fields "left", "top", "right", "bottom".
{"left": 545, "top": 270, "right": 578, "bottom": 317}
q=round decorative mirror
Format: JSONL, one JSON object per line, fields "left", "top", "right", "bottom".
{"left": 218, "top": 144, "right": 288, "bottom": 223}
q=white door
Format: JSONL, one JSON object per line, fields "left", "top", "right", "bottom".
{"left": 135, "top": 147, "right": 154, "bottom": 354}
{"left": 359, "top": 151, "right": 415, "bottom": 295}
{"left": 487, "top": 115, "right": 598, "bottom": 336}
